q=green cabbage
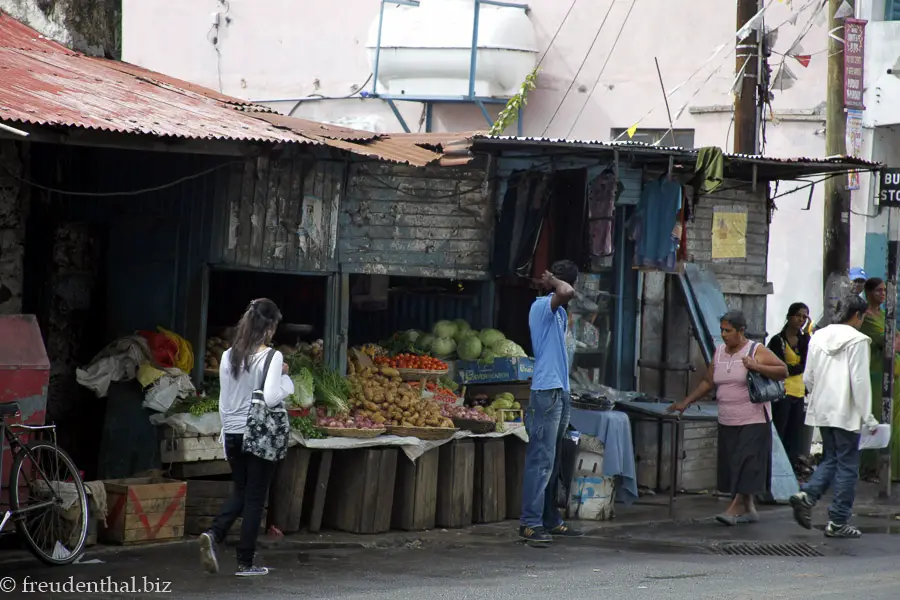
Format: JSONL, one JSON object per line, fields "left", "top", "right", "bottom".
{"left": 453, "top": 319, "right": 471, "bottom": 334}
{"left": 433, "top": 320, "right": 458, "bottom": 339}
{"left": 457, "top": 336, "right": 483, "bottom": 361}
{"left": 479, "top": 328, "right": 506, "bottom": 348}
{"left": 415, "top": 333, "right": 436, "bottom": 352}
{"left": 290, "top": 367, "right": 315, "bottom": 408}
{"left": 493, "top": 340, "right": 527, "bottom": 358}
{"left": 431, "top": 336, "right": 457, "bottom": 358}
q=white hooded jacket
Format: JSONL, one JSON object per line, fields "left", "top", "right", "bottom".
{"left": 804, "top": 324, "right": 878, "bottom": 433}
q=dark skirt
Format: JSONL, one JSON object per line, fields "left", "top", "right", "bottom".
{"left": 717, "top": 422, "right": 772, "bottom": 496}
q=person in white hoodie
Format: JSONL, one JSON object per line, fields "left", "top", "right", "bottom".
{"left": 790, "top": 295, "right": 879, "bottom": 539}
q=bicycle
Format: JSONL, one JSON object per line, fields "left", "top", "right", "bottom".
{"left": 0, "top": 401, "right": 88, "bottom": 565}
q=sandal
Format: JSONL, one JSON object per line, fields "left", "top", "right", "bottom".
{"left": 715, "top": 514, "right": 739, "bottom": 526}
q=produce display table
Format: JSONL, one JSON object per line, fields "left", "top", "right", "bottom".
{"left": 436, "top": 439, "right": 474, "bottom": 528}
{"left": 393, "top": 447, "right": 439, "bottom": 531}
{"left": 473, "top": 438, "right": 506, "bottom": 524}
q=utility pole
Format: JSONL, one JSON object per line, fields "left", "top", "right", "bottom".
{"left": 822, "top": 0, "right": 851, "bottom": 320}
{"left": 734, "top": 0, "right": 761, "bottom": 154}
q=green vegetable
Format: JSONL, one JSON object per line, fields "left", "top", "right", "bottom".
{"left": 457, "top": 336, "right": 483, "bottom": 361}
{"left": 438, "top": 375, "right": 459, "bottom": 392}
{"left": 312, "top": 365, "right": 350, "bottom": 414}
{"left": 401, "top": 329, "right": 422, "bottom": 344}
{"left": 289, "top": 367, "right": 315, "bottom": 408}
{"left": 433, "top": 320, "right": 458, "bottom": 339}
{"left": 416, "top": 333, "right": 436, "bottom": 353}
{"left": 290, "top": 415, "right": 323, "bottom": 439}
{"left": 479, "top": 328, "right": 506, "bottom": 348}
{"left": 189, "top": 397, "right": 219, "bottom": 417}
{"left": 492, "top": 339, "right": 527, "bottom": 358}
{"left": 452, "top": 319, "right": 471, "bottom": 334}
{"left": 431, "top": 336, "right": 457, "bottom": 359}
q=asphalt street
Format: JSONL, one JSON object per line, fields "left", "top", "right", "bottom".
{"left": 3, "top": 530, "right": 900, "bottom": 600}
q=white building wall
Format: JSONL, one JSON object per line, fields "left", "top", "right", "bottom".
{"left": 121, "top": 0, "right": 846, "bottom": 339}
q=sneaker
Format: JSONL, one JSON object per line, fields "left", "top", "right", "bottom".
{"left": 235, "top": 564, "right": 269, "bottom": 577}
{"left": 547, "top": 523, "right": 585, "bottom": 537}
{"left": 199, "top": 532, "right": 219, "bottom": 574}
{"left": 789, "top": 492, "right": 814, "bottom": 530}
{"left": 518, "top": 525, "right": 552, "bottom": 544}
{"left": 824, "top": 522, "right": 862, "bottom": 539}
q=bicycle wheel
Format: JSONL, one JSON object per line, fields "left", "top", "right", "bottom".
{"left": 9, "top": 442, "right": 88, "bottom": 565}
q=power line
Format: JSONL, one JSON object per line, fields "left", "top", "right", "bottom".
{"left": 0, "top": 160, "right": 242, "bottom": 198}
{"left": 536, "top": 0, "right": 579, "bottom": 68}
{"left": 565, "top": 0, "right": 637, "bottom": 139}
{"left": 541, "top": 0, "right": 615, "bottom": 137}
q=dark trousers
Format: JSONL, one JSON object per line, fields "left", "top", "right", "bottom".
{"left": 211, "top": 434, "right": 276, "bottom": 565}
{"left": 772, "top": 395, "right": 806, "bottom": 467}
{"left": 801, "top": 426, "right": 861, "bottom": 524}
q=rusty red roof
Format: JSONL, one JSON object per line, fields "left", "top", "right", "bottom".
{"left": 0, "top": 12, "right": 469, "bottom": 166}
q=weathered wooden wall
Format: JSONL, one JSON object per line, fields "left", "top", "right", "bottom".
{"left": 639, "top": 179, "right": 772, "bottom": 398}
{"left": 210, "top": 152, "right": 342, "bottom": 273}
{"left": 339, "top": 162, "right": 493, "bottom": 280}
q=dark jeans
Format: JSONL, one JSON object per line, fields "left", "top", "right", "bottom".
{"left": 520, "top": 389, "right": 570, "bottom": 529}
{"left": 211, "top": 434, "right": 276, "bottom": 565}
{"left": 773, "top": 395, "right": 806, "bottom": 467}
{"left": 801, "top": 426, "right": 861, "bottom": 524}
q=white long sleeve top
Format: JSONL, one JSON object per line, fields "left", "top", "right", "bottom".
{"left": 803, "top": 324, "right": 878, "bottom": 433}
{"left": 219, "top": 347, "right": 294, "bottom": 435}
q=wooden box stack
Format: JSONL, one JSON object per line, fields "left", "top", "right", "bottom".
{"left": 326, "top": 448, "right": 397, "bottom": 534}
{"left": 436, "top": 439, "right": 474, "bottom": 528}
{"left": 185, "top": 480, "right": 266, "bottom": 540}
{"left": 159, "top": 428, "right": 225, "bottom": 463}
{"left": 100, "top": 477, "right": 186, "bottom": 545}
{"left": 504, "top": 436, "right": 527, "bottom": 519}
{"left": 473, "top": 438, "right": 506, "bottom": 524}
{"left": 392, "top": 448, "right": 438, "bottom": 531}
{"left": 268, "top": 447, "right": 311, "bottom": 534}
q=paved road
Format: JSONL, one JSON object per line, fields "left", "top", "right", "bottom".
{"left": 4, "top": 532, "right": 900, "bottom": 600}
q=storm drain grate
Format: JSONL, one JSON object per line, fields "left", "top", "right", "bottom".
{"left": 712, "top": 542, "right": 824, "bottom": 558}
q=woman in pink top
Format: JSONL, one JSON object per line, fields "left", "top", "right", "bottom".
{"left": 670, "top": 311, "right": 787, "bottom": 525}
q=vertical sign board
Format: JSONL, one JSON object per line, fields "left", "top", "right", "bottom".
{"left": 846, "top": 109, "right": 864, "bottom": 190}
{"left": 843, "top": 19, "right": 866, "bottom": 110}
{"left": 883, "top": 169, "right": 900, "bottom": 493}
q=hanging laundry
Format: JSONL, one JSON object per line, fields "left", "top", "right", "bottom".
{"left": 692, "top": 146, "right": 725, "bottom": 195}
{"left": 628, "top": 178, "right": 682, "bottom": 272}
{"left": 587, "top": 171, "right": 619, "bottom": 257}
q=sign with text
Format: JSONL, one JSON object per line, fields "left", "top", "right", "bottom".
{"left": 880, "top": 169, "right": 900, "bottom": 207}
{"left": 843, "top": 18, "right": 866, "bottom": 109}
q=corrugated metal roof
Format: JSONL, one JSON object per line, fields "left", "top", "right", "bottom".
{"left": 0, "top": 11, "right": 445, "bottom": 167}
{"left": 473, "top": 135, "right": 880, "bottom": 169}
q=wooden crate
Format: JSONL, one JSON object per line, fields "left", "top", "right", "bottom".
{"left": 268, "top": 447, "right": 311, "bottom": 534}
{"left": 504, "top": 436, "right": 527, "bottom": 519}
{"left": 325, "top": 448, "right": 397, "bottom": 534}
{"left": 159, "top": 428, "right": 225, "bottom": 463}
{"left": 473, "top": 438, "right": 506, "bottom": 524}
{"left": 185, "top": 480, "right": 265, "bottom": 540}
{"left": 436, "top": 439, "right": 474, "bottom": 529}
{"left": 101, "top": 477, "right": 186, "bottom": 545}
{"left": 392, "top": 448, "right": 438, "bottom": 531}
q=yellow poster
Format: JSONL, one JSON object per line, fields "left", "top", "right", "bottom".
{"left": 711, "top": 211, "right": 747, "bottom": 259}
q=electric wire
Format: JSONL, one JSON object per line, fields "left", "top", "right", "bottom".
{"left": 541, "top": 0, "right": 615, "bottom": 136}
{"left": 536, "top": 0, "right": 579, "bottom": 68}
{"left": 565, "top": 0, "right": 637, "bottom": 139}
{"left": 0, "top": 160, "right": 243, "bottom": 198}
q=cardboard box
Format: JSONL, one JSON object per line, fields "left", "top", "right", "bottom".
{"left": 456, "top": 357, "right": 534, "bottom": 384}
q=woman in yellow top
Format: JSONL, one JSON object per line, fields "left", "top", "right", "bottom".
{"left": 767, "top": 303, "right": 811, "bottom": 475}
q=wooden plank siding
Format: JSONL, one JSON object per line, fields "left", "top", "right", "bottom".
{"left": 339, "top": 162, "right": 493, "bottom": 280}
{"left": 210, "top": 152, "right": 342, "bottom": 273}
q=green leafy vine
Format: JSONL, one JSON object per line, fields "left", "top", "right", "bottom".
{"left": 489, "top": 67, "right": 540, "bottom": 136}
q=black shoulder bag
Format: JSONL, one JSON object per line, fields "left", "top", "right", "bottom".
{"left": 746, "top": 342, "right": 785, "bottom": 404}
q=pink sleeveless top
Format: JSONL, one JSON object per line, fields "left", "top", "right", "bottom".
{"left": 713, "top": 341, "right": 771, "bottom": 426}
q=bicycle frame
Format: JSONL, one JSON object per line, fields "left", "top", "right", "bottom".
{"left": 0, "top": 419, "right": 63, "bottom": 532}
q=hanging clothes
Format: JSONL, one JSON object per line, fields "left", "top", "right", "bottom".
{"left": 628, "top": 177, "right": 682, "bottom": 272}
{"left": 587, "top": 171, "right": 618, "bottom": 257}
{"left": 692, "top": 146, "right": 725, "bottom": 195}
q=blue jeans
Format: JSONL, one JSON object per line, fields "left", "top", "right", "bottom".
{"left": 520, "top": 388, "right": 570, "bottom": 529}
{"left": 802, "top": 426, "right": 861, "bottom": 524}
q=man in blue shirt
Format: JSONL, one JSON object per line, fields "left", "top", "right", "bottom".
{"left": 519, "top": 260, "right": 584, "bottom": 545}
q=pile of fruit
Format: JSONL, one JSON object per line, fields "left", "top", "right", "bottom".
{"left": 204, "top": 336, "right": 230, "bottom": 371}
{"left": 470, "top": 392, "right": 522, "bottom": 421}
{"left": 373, "top": 353, "right": 448, "bottom": 371}
{"left": 347, "top": 363, "right": 454, "bottom": 428}
{"left": 383, "top": 320, "right": 528, "bottom": 362}
{"left": 440, "top": 403, "right": 494, "bottom": 423}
